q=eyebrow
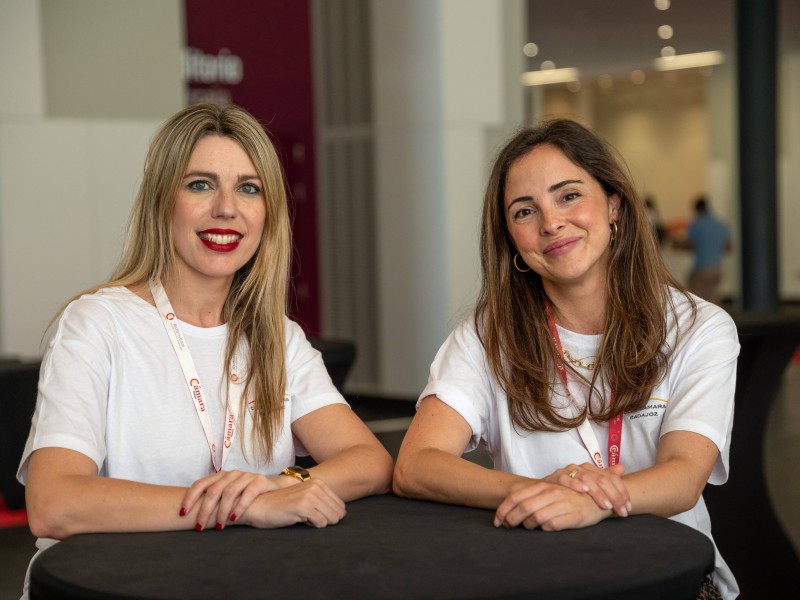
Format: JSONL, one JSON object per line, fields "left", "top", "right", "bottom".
{"left": 182, "top": 170, "right": 261, "bottom": 183}
{"left": 507, "top": 179, "right": 585, "bottom": 210}
{"left": 548, "top": 178, "right": 584, "bottom": 192}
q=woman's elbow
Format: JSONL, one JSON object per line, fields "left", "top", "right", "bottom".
{"left": 656, "top": 481, "right": 706, "bottom": 518}
{"left": 681, "top": 481, "right": 707, "bottom": 514}
{"left": 352, "top": 443, "right": 394, "bottom": 495}
{"left": 373, "top": 449, "right": 395, "bottom": 494}
{"left": 26, "top": 493, "right": 70, "bottom": 540}
{"left": 391, "top": 453, "right": 416, "bottom": 498}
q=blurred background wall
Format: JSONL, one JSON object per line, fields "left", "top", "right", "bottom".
{"left": 0, "top": 0, "right": 798, "bottom": 398}
{"left": 0, "top": 0, "right": 184, "bottom": 365}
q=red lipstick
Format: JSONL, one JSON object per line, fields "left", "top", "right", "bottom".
{"left": 197, "top": 229, "right": 242, "bottom": 253}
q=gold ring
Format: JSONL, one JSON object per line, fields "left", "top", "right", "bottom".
{"left": 568, "top": 469, "right": 579, "bottom": 479}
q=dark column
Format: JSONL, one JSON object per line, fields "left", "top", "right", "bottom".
{"left": 737, "top": 0, "right": 778, "bottom": 310}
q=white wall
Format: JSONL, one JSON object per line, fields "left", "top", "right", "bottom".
{"left": 0, "top": 0, "right": 183, "bottom": 358}
{"left": 0, "top": 119, "right": 159, "bottom": 356}
{"left": 41, "top": 0, "right": 185, "bottom": 119}
{"left": 0, "top": 0, "right": 46, "bottom": 117}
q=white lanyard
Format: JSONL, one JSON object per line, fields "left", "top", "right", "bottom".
{"left": 150, "top": 280, "right": 242, "bottom": 472}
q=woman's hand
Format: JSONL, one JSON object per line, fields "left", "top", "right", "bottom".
{"left": 494, "top": 481, "right": 610, "bottom": 531}
{"left": 181, "top": 470, "right": 283, "bottom": 530}
{"left": 237, "top": 478, "right": 347, "bottom": 529}
{"left": 181, "top": 470, "right": 347, "bottom": 530}
{"left": 545, "top": 463, "right": 630, "bottom": 517}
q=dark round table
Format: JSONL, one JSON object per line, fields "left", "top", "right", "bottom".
{"left": 30, "top": 494, "right": 714, "bottom": 600}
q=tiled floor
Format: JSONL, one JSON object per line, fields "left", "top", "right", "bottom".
{"left": 2, "top": 362, "right": 798, "bottom": 598}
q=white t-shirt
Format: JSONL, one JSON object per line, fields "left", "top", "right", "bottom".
{"left": 18, "top": 286, "right": 347, "bottom": 484}
{"left": 420, "top": 289, "right": 739, "bottom": 598}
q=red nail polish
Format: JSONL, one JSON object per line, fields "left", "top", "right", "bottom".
{"left": 230, "top": 514, "right": 237, "bottom": 522}
{"left": 179, "top": 507, "right": 187, "bottom": 517}
{"left": 195, "top": 523, "right": 203, "bottom": 532}
{"left": 215, "top": 522, "right": 223, "bottom": 531}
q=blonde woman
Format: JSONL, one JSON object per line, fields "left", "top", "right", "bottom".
{"left": 394, "top": 120, "right": 738, "bottom": 598}
{"left": 19, "top": 103, "right": 392, "bottom": 595}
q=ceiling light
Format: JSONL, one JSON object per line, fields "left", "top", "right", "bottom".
{"left": 523, "top": 43, "right": 539, "bottom": 58}
{"left": 631, "top": 70, "right": 646, "bottom": 85}
{"left": 658, "top": 25, "right": 673, "bottom": 39}
{"left": 521, "top": 67, "right": 580, "bottom": 86}
{"left": 540, "top": 60, "right": 556, "bottom": 70}
{"left": 661, "top": 46, "right": 676, "bottom": 57}
{"left": 654, "top": 0, "right": 670, "bottom": 10}
{"left": 654, "top": 50, "right": 725, "bottom": 71}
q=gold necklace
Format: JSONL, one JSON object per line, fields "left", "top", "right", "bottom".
{"left": 562, "top": 348, "right": 597, "bottom": 370}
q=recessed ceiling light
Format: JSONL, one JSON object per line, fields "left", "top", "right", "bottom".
{"left": 661, "top": 46, "right": 676, "bottom": 57}
{"left": 523, "top": 42, "right": 539, "bottom": 58}
{"left": 654, "top": 0, "right": 671, "bottom": 10}
{"left": 654, "top": 50, "right": 725, "bottom": 71}
{"left": 540, "top": 60, "right": 556, "bottom": 70}
{"left": 520, "top": 67, "right": 580, "bottom": 86}
{"left": 658, "top": 25, "right": 674, "bottom": 40}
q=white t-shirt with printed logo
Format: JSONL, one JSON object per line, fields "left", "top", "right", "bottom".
{"left": 419, "top": 288, "right": 739, "bottom": 598}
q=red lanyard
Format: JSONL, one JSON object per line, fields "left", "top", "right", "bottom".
{"left": 545, "top": 304, "right": 622, "bottom": 468}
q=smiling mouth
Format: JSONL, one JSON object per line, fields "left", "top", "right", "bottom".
{"left": 543, "top": 237, "right": 579, "bottom": 255}
{"left": 198, "top": 232, "right": 242, "bottom": 244}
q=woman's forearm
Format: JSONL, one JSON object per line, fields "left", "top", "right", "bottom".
{"left": 621, "top": 430, "right": 718, "bottom": 517}
{"left": 394, "top": 446, "right": 530, "bottom": 510}
{"left": 309, "top": 442, "right": 394, "bottom": 501}
{"left": 26, "top": 470, "right": 201, "bottom": 539}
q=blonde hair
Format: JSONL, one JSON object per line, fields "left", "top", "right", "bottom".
{"left": 476, "top": 119, "right": 694, "bottom": 431}
{"left": 75, "top": 103, "right": 290, "bottom": 461}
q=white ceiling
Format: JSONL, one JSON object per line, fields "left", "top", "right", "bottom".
{"left": 525, "top": 0, "right": 796, "bottom": 80}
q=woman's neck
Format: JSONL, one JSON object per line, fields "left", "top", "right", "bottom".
{"left": 544, "top": 283, "right": 607, "bottom": 335}
{"left": 158, "top": 274, "right": 232, "bottom": 328}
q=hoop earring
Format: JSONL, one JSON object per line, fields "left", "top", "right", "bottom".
{"left": 513, "top": 253, "right": 531, "bottom": 273}
{"left": 609, "top": 221, "right": 619, "bottom": 246}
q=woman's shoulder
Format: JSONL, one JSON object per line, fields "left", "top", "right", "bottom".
{"left": 282, "top": 315, "right": 307, "bottom": 343}
{"left": 43, "top": 287, "right": 155, "bottom": 361}
{"left": 437, "top": 314, "right": 485, "bottom": 357}
{"left": 666, "top": 286, "right": 737, "bottom": 341}
{"left": 61, "top": 286, "right": 152, "bottom": 325}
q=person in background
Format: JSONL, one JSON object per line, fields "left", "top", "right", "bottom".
{"left": 18, "top": 103, "right": 393, "bottom": 597}
{"left": 393, "top": 120, "right": 738, "bottom": 599}
{"left": 675, "top": 196, "right": 732, "bottom": 305}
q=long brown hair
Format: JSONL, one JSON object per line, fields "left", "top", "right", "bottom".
{"left": 69, "top": 103, "right": 290, "bottom": 461}
{"left": 476, "top": 119, "right": 694, "bottom": 431}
